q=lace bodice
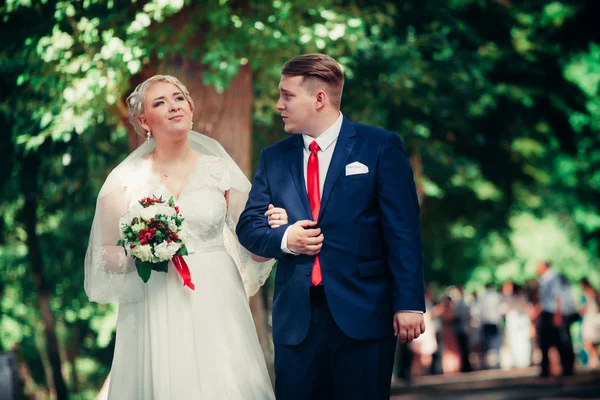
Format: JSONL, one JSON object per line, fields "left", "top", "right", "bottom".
{"left": 130, "top": 155, "right": 232, "bottom": 253}
{"left": 85, "top": 138, "right": 275, "bottom": 304}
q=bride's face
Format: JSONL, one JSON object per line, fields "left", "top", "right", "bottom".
{"left": 139, "top": 81, "right": 193, "bottom": 140}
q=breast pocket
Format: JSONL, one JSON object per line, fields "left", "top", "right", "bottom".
{"left": 344, "top": 172, "right": 370, "bottom": 182}
{"left": 342, "top": 172, "right": 371, "bottom": 200}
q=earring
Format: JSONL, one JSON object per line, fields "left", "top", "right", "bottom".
{"left": 190, "top": 121, "right": 194, "bottom": 130}
{"left": 146, "top": 131, "right": 152, "bottom": 143}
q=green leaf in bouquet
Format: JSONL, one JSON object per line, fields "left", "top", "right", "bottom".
{"left": 135, "top": 258, "right": 153, "bottom": 283}
{"left": 175, "top": 245, "right": 188, "bottom": 257}
{"left": 153, "top": 261, "right": 169, "bottom": 273}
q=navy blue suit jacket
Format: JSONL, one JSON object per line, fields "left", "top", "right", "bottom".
{"left": 236, "top": 117, "right": 425, "bottom": 346}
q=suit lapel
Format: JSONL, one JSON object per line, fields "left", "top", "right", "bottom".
{"left": 288, "top": 135, "right": 313, "bottom": 219}
{"left": 318, "top": 118, "right": 357, "bottom": 220}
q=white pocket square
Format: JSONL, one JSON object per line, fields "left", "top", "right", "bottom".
{"left": 345, "top": 161, "right": 369, "bottom": 176}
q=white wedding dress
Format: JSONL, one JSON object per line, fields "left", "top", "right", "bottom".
{"left": 102, "top": 155, "right": 274, "bottom": 399}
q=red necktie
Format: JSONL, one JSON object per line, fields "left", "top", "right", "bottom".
{"left": 307, "top": 141, "right": 322, "bottom": 286}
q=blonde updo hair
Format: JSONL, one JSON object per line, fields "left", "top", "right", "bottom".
{"left": 126, "top": 75, "right": 195, "bottom": 137}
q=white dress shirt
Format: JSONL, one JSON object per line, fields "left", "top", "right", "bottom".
{"left": 480, "top": 289, "right": 503, "bottom": 325}
{"left": 539, "top": 269, "right": 562, "bottom": 313}
{"left": 280, "top": 112, "right": 343, "bottom": 253}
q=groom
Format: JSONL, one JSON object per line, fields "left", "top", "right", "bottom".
{"left": 237, "top": 54, "right": 425, "bottom": 399}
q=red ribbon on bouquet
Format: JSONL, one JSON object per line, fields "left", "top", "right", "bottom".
{"left": 172, "top": 256, "right": 195, "bottom": 290}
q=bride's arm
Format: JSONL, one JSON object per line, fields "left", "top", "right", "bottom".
{"left": 251, "top": 254, "right": 272, "bottom": 262}
{"left": 96, "top": 186, "right": 135, "bottom": 273}
{"left": 226, "top": 189, "right": 274, "bottom": 262}
{"left": 85, "top": 183, "right": 143, "bottom": 304}
{"left": 225, "top": 190, "right": 288, "bottom": 263}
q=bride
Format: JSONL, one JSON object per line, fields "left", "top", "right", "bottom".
{"left": 85, "top": 75, "right": 287, "bottom": 399}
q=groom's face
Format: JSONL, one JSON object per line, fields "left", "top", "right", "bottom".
{"left": 276, "top": 75, "right": 316, "bottom": 134}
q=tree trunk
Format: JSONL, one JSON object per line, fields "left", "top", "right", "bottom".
{"left": 21, "top": 152, "right": 69, "bottom": 399}
{"left": 66, "top": 325, "right": 80, "bottom": 394}
{"left": 250, "top": 293, "right": 275, "bottom": 382}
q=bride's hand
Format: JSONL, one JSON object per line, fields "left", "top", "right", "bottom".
{"left": 265, "top": 204, "right": 289, "bottom": 228}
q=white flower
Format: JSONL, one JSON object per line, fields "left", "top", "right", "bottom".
{"left": 168, "top": 220, "right": 178, "bottom": 232}
{"left": 155, "top": 204, "right": 176, "bottom": 217}
{"left": 119, "top": 224, "right": 127, "bottom": 241}
{"left": 127, "top": 201, "right": 144, "bottom": 219}
{"left": 131, "top": 244, "right": 153, "bottom": 262}
{"left": 153, "top": 241, "right": 181, "bottom": 261}
{"left": 118, "top": 212, "right": 134, "bottom": 240}
{"left": 139, "top": 205, "right": 158, "bottom": 221}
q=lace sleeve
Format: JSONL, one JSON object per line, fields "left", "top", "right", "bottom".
{"left": 223, "top": 212, "right": 274, "bottom": 298}
{"left": 217, "top": 158, "right": 275, "bottom": 298}
{"left": 84, "top": 179, "right": 145, "bottom": 304}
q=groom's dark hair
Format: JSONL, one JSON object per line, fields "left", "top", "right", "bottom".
{"left": 281, "top": 54, "right": 345, "bottom": 108}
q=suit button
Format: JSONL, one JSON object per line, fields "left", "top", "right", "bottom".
{"left": 305, "top": 269, "right": 311, "bottom": 276}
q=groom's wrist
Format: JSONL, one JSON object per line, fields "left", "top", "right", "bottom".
{"left": 280, "top": 226, "right": 299, "bottom": 255}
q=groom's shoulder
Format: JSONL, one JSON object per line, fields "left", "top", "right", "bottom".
{"left": 350, "top": 121, "right": 403, "bottom": 145}
{"left": 262, "top": 135, "right": 297, "bottom": 155}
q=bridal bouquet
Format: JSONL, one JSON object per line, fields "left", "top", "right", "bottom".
{"left": 117, "top": 196, "right": 195, "bottom": 290}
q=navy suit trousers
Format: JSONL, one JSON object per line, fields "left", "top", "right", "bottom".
{"left": 274, "top": 286, "right": 397, "bottom": 400}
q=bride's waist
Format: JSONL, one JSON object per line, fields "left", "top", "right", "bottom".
{"left": 186, "top": 238, "right": 225, "bottom": 254}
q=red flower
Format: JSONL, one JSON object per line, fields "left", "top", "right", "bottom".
{"left": 130, "top": 244, "right": 135, "bottom": 248}
{"left": 175, "top": 206, "right": 180, "bottom": 214}
{"left": 140, "top": 238, "right": 148, "bottom": 245}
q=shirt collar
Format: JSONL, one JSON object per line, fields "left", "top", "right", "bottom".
{"left": 303, "top": 112, "right": 343, "bottom": 151}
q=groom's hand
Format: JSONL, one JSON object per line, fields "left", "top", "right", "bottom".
{"left": 287, "top": 220, "right": 324, "bottom": 256}
{"left": 393, "top": 311, "right": 425, "bottom": 343}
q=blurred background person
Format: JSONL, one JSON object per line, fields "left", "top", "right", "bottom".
{"left": 504, "top": 282, "right": 532, "bottom": 368}
{"left": 409, "top": 288, "right": 439, "bottom": 377}
{"left": 526, "top": 282, "right": 542, "bottom": 368}
{"left": 535, "top": 261, "right": 573, "bottom": 377}
{"left": 558, "top": 275, "right": 577, "bottom": 373}
{"left": 436, "top": 295, "right": 461, "bottom": 374}
{"left": 580, "top": 278, "right": 600, "bottom": 368}
{"left": 479, "top": 283, "right": 503, "bottom": 369}
{"left": 469, "top": 291, "right": 483, "bottom": 370}
{"left": 453, "top": 285, "right": 473, "bottom": 373}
